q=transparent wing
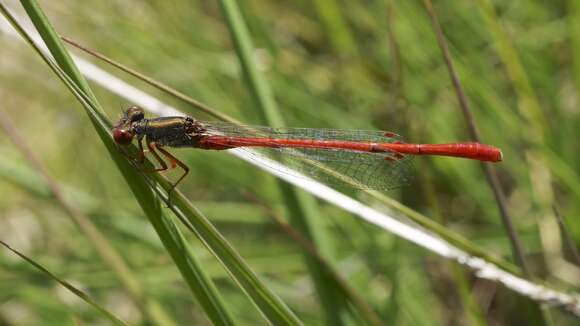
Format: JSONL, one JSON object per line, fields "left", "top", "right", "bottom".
{"left": 202, "top": 122, "right": 414, "bottom": 190}
{"left": 203, "top": 122, "right": 404, "bottom": 143}
{"left": 242, "top": 146, "right": 414, "bottom": 190}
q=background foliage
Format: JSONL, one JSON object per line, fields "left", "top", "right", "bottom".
{"left": 0, "top": 0, "right": 579, "bottom": 324}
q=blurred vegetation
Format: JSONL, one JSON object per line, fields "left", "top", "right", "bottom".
{"left": 1, "top": 0, "right": 579, "bottom": 325}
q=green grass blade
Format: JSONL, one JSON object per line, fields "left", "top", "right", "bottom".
{"left": 148, "top": 176, "right": 303, "bottom": 325}
{"left": 0, "top": 240, "right": 128, "bottom": 326}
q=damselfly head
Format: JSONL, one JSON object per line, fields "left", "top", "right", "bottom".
{"left": 112, "top": 106, "right": 143, "bottom": 145}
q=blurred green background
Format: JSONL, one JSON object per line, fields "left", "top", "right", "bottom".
{"left": 1, "top": 0, "right": 579, "bottom": 325}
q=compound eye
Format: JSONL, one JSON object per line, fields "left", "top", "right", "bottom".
{"left": 113, "top": 128, "right": 134, "bottom": 145}
{"left": 126, "top": 106, "right": 144, "bottom": 122}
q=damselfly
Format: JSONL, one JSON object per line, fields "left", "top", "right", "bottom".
{"left": 113, "top": 106, "right": 502, "bottom": 191}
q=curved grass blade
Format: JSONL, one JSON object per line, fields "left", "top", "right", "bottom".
{"left": 141, "top": 172, "right": 302, "bottom": 326}
{"left": 0, "top": 240, "right": 128, "bottom": 326}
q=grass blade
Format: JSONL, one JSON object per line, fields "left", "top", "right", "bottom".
{"left": 421, "top": 0, "right": 530, "bottom": 276}
{"left": 0, "top": 240, "right": 128, "bottom": 326}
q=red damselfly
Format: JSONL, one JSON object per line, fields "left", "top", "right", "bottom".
{"left": 113, "top": 106, "right": 502, "bottom": 191}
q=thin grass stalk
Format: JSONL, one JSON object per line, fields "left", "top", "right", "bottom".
{"left": 473, "top": 1, "right": 580, "bottom": 227}
{"left": 421, "top": 0, "right": 531, "bottom": 276}
{"left": 0, "top": 240, "right": 128, "bottom": 326}
{"left": 473, "top": 8, "right": 568, "bottom": 314}
{"left": 421, "top": 1, "right": 559, "bottom": 322}
{"left": 217, "top": 0, "right": 353, "bottom": 324}
{"left": 384, "top": 3, "right": 486, "bottom": 323}
{"left": 30, "top": 37, "right": 304, "bottom": 325}
{"left": 368, "top": 191, "right": 520, "bottom": 274}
